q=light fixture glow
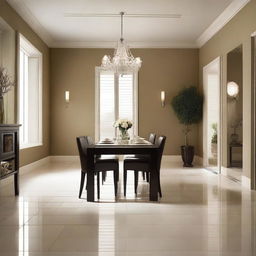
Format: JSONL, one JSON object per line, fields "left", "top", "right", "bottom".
{"left": 227, "top": 81, "right": 239, "bottom": 97}
{"left": 65, "top": 91, "right": 70, "bottom": 103}
{"left": 161, "top": 91, "right": 165, "bottom": 107}
{"left": 101, "top": 12, "right": 142, "bottom": 73}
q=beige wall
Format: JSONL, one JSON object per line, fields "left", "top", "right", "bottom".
{"left": 0, "top": 18, "right": 15, "bottom": 124}
{"left": 0, "top": 0, "right": 50, "bottom": 166}
{"left": 50, "top": 48, "right": 199, "bottom": 155}
{"left": 199, "top": 0, "right": 256, "bottom": 178}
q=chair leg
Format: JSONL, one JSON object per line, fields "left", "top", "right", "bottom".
{"left": 134, "top": 171, "right": 139, "bottom": 195}
{"left": 97, "top": 172, "right": 100, "bottom": 200}
{"left": 113, "top": 170, "right": 118, "bottom": 196}
{"left": 79, "top": 171, "right": 86, "bottom": 198}
{"left": 158, "top": 173, "right": 162, "bottom": 198}
{"left": 117, "top": 169, "right": 119, "bottom": 182}
{"left": 124, "top": 169, "right": 127, "bottom": 197}
{"left": 142, "top": 172, "right": 145, "bottom": 180}
{"left": 102, "top": 171, "right": 106, "bottom": 185}
{"left": 146, "top": 172, "right": 150, "bottom": 183}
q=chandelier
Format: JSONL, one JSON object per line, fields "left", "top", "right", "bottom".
{"left": 101, "top": 12, "right": 142, "bottom": 73}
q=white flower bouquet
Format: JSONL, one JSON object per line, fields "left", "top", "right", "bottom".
{"left": 114, "top": 119, "right": 132, "bottom": 140}
{"left": 114, "top": 119, "right": 132, "bottom": 130}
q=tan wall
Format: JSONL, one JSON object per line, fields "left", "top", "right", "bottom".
{"left": 50, "top": 48, "right": 199, "bottom": 155}
{"left": 199, "top": 0, "right": 256, "bottom": 178}
{"left": 0, "top": 20, "right": 16, "bottom": 124}
{"left": 0, "top": 0, "right": 50, "bottom": 166}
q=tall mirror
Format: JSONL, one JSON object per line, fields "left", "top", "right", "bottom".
{"left": 226, "top": 45, "right": 243, "bottom": 181}
{"left": 0, "top": 17, "right": 16, "bottom": 124}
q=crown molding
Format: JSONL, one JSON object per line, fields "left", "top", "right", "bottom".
{"left": 196, "top": 0, "right": 250, "bottom": 48}
{"left": 7, "top": 0, "right": 53, "bottom": 46}
{"left": 50, "top": 40, "right": 198, "bottom": 49}
{"left": 7, "top": 0, "right": 251, "bottom": 49}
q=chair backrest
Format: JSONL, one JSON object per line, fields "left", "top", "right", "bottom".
{"left": 149, "top": 133, "right": 156, "bottom": 144}
{"left": 76, "top": 136, "right": 94, "bottom": 171}
{"left": 155, "top": 136, "right": 166, "bottom": 172}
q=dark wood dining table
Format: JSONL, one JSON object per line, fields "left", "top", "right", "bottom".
{"left": 86, "top": 142, "right": 159, "bottom": 202}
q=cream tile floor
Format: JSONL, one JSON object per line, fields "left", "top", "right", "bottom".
{"left": 0, "top": 160, "right": 255, "bottom": 256}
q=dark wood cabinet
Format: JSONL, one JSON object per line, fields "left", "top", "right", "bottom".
{"left": 0, "top": 124, "right": 21, "bottom": 195}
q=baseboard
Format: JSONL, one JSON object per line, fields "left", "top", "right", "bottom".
{"left": 20, "top": 157, "right": 50, "bottom": 174}
{"left": 161, "top": 155, "right": 203, "bottom": 166}
{"left": 220, "top": 166, "right": 251, "bottom": 189}
{"left": 162, "top": 155, "right": 181, "bottom": 162}
{"left": 0, "top": 156, "right": 50, "bottom": 188}
{"left": 242, "top": 175, "right": 251, "bottom": 189}
{"left": 0, "top": 154, "right": 203, "bottom": 188}
{"left": 49, "top": 155, "right": 79, "bottom": 162}
{"left": 194, "top": 156, "right": 203, "bottom": 166}
{"left": 49, "top": 155, "right": 203, "bottom": 165}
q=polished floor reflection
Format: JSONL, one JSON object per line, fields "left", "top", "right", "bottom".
{"left": 0, "top": 160, "right": 255, "bottom": 256}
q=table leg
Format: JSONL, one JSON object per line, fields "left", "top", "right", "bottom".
{"left": 87, "top": 149, "right": 95, "bottom": 202}
{"left": 230, "top": 146, "right": 232, "bottom": 167}
{"left": 14, "top": 172, "right": 19, "bottom": 196}
{"left": 149, "top": 149, "right": 158, "bottom": 201}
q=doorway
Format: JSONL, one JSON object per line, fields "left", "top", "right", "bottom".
{"left": 225, "top": 45, "right": 243, "bottom": 181}
{"left": 252, "top": 33, "right": 256, "bottom": 189}
{"left": 203, "top": 57, "right": 221, "bottom": 173}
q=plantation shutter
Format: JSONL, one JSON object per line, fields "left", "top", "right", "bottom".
{"left": 99, "top": 73, "right": 115, "bottom": 140}
{"left": 98, "top": 70, "right": 137, "bottom": 140}
{"left": 118, "top": 74, "right": 134, "bottom": 137}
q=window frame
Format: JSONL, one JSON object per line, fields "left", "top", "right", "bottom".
{"left": 18, "top": 33, "right": 43, "bottom": 149}
{"left": 95, "top": 67, "right": 138, "bottom": 141}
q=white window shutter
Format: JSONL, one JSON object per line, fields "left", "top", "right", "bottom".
{"left": 97, "top": 70, "right": 138, "bottom": 140}
{"left": 118, "top": 74, "right": 134, "bottom": 137}
{"left": 99, "top": 73, "right": 115, "bottom": 140}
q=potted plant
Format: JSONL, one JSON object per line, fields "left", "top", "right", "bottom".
{"left": 171, "top": 86, "right": 203, "bottom": 167}
{"left": 211, "top": 123, "right": 217, "bottom": 158}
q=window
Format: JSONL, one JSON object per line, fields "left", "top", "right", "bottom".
{"left": 19, "top": 34, "right": 42, "bottom": 148}
{"left": 95, "top": 68, "right": 138, "bottom": 140}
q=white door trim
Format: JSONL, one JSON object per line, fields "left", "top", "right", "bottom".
{"left": 203, "top": 57, "right": 222, "bottom": 172}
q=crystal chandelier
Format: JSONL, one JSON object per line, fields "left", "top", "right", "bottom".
{"left": 101, "top": 12, "right": 142, "bottom": 73}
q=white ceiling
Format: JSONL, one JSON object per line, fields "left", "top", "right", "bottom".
{"left": 7, "top": 0, "right": 250, "bottom": 48}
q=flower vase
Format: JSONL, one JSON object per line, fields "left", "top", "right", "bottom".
{"left": 119, "top": 129, "right": 130, "bottom": 142}
{"left": 0, "top": 96, "right": 4, "bottom": 124}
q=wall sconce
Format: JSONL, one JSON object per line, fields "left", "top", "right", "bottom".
{"left": 227, "top": 81, "right": 239, "bottom": 99}
{"left": 65, "top": 91, "right": 70, "bottom": 105}
{"left": 161, "top": 91, "right": 165, "bottom": 107}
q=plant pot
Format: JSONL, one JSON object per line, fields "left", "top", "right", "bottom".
{"left": 181, "top": 145, "right": 194, "bottom": 167}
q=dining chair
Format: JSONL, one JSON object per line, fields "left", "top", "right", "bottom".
{"left": 123, "top": 135, "right": 166, "bottom": 197}
{"left": 124, "top": 133, "right": 156, "bottom": 181}
{"left": 76, "top": 136, "right": 119, "bottom": 199}
{"left": 143, "top": 133, "right": 156, "bottom": 181}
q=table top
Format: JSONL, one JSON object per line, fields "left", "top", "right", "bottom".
{"left": 88, "top": 142, "right": 158, "bottom": 154}
{"left": 87, "top": 140, "right": 158, "bottom": 150}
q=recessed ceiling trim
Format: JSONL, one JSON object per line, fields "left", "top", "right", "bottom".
{"left": 64, "top": 13, "right": 182, "bottom": 19}
{"left": 50, "top": 41, "right": 198, "bottom": 49}
{"left": 197, "top": 0, "right": 250, "bottom": 47}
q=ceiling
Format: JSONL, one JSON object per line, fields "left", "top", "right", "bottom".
{"left": 7, "top": 0, "right": 250, "bottom": 48}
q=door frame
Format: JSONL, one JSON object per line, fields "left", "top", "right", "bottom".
{"left": 251, "top": 32, "right": 256, "bottom": 189}
{"left": 203, "top": 57, "right": 222, "bottom": 173}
